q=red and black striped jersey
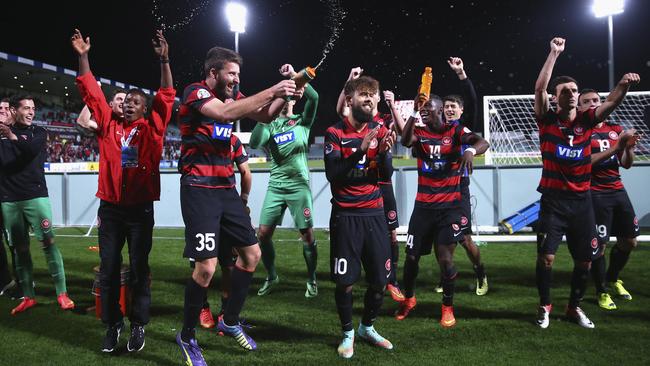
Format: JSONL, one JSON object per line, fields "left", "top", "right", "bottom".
{"left": 230, "top": 134, "right": 248, "bottom": 166}
{"left": 537, "top": 108, "right": 597, "bottom": 198}
{"left": 374, "top": 113, "right": 394, "bottom": 185}
{"left": 177, "top": 80, "right": 244, "bottom": 188}
{"left": 591, "top": 122, "right": 624, "bottom": 192}
{"left": 324, "top": 118, "right": 392, "bottom": 214}
{"left": 412, "top": 123, "right": 475, "bottom": 209}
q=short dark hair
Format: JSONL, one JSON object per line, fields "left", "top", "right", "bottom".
{"left": 10, "top": 95, "right": 34, "bottom": 109}
{"left": 344, "top": 76, "right": 380, "bottom": 96}
{"left": 0, "top": 97, "right": 10, "bottom": 105}
{"left": 443, "top": 94, "right": 464, "bottom": 108}
{"left": 126, "top": 89, "right": 148, "bottom": 104}
{"left": 578, "top": 88, "right": 599, "bottom": 105}
{"left": 424, "top": 94, "right": 443, "bottom": 110}
{"left": 110, "top": 88, "right": 127, "bottom": 102}
{"left": 204, "top": 46, "right": 243, "bottom": 76}
{"left": 548, "top": 75, "right": 578, "bottom": 95}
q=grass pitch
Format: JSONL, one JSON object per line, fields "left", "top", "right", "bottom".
{"left": 1, "top": 227, "right": 649, "bottom": 365}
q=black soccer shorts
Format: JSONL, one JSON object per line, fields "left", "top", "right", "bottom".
{"left": 405, "top": 205, "right": 464, "bottom": 257}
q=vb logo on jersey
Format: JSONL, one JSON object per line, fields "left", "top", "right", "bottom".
{"left": 556, "top": 145, "right": 584, "bottom": 160}
{"left": 212, "top": 123, "right": 232, "bottom": 141}
{"left": 273, "top": 131, "right": 295, "bottom": 145}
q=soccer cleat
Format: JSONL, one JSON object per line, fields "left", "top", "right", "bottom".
{"left": 57, "top": 292, "right": 75, "bottom": 310}
{"left": 337, "top": 330, "right": 354, "bottom": 359}
{"left": 257, "top": 276, "right": 279, "bottom": 296}
{"left": 476, "top": 276, "right": 489, "bottom": 296}
{"left": 566, "top": 306, "right": 595, "bottom": 329}
{"left": 102, "top": 321, "right": 124, "bottom": 353}
{"left": 358, "top": 324, "right": 393, "bottom": 350}
{"left": 395, "top": 296, "right": 416, "bottom": 320}
{"left": 0, "top": 279, "right": 16, "bottom": 296}
{"left": 11, "top": 297, "right": 36, "bottom": 315}
{"left": 127, "top": 325, "right": 146, "bottom": 352}
{"left": 217, "top": 318, "right": 257, "bottom": 351}
{"left": 434, "top": 283, "right": 443, "bottom": 294}
{"left": 199, "top": 307, "right": 216, "bottom": 328}
{"left": 305, "top": 281, "right": 318, "bottom": 298}
{"left": 440, "top": 304, "right": 456, "bottom": 328}
{"left": 609, "top": 280, "right": 632, "bottom": 300}
{"left": 536, "top": 304, "right": 552, "bottom": 329}
{"left": 598, "top": 293, "right": 617, "bottom": 310}
{"left": 386, "top": 283, "right": 405, "bottom": 302}
{"left": 176, "top": 332, "right": 207, "bottom": 366}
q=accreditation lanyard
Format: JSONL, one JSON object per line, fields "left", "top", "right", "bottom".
{"left": 120, "top": 126, "right": 139, "bottom": 168}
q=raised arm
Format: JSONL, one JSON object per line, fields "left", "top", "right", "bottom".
{"left": 336, "top": 67, "right": 363, "bottom": 118}
{"left": 300, "top": 84, "right": 319, "bottom": 128}
{"left": 448, "top": 57, "right": 478, "bottom": 129}
{"left": 76, "top": 105, "right": 98, "bottom": 130}
{"left": 591, "top": 128, "right": 638, "bottom": 167}
{"left": 534, "top": 37, "right": 565, "bottom": 119}
{"left": 71, "top": 28, "right": 91, "bottom": 76}
{"left": 595, "top": 73, "right": 641, "bottom": 122}
{"left": 153, "top": 30, "right": 173, "bottom": 88}
{"left": 383, "top": 90, "right": 406, "bottom": 134}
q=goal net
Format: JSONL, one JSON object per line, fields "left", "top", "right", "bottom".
{"left": 483, "top": 91, "right": 650, "bottom": 165}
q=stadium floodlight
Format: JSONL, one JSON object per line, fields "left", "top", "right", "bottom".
{"left": 225, "top": 2, "right": 247, "bottom": 52}
{"left": 592, "top": 0, "right": 625, "bottom": 89}
{"left": 592, "top": 0, "right": 624, "bottom": 18}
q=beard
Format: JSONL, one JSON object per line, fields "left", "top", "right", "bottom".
{"left": 215, "top": 79, "right": 233, "bottom": 100}
{"left": 351, "top": 104, "right": 373, "bottom": 123}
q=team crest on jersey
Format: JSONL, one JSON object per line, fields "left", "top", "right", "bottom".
{"left": 452, "top": 223, "right": 460, "bottom": 231}
{"left": 574, "top": 126, "right": 584, "bottom": 135}
{"left": 287, "top": 119, "right": 296, "bottom": 126}
{"left": 303, "top": 208, "right": 311, "bottom": 218}
{"left": 196, "top": 89, "right": 211, "bottom": 100}
{"left": 325, "top": 143, "right": 333, "bottom": 155}
{"left": 460, "top": 216, "right": 468, "bottom": 226}
{"left": 609, "top": 131, "right": 618, "bottom": 140}
{"left": 388, "top": 210, "right": 397, "bottom": 220}
{"left": 634, "top": 217, "right": 639, "bottom": 226}
{"left": 442, "top": 136, "right": 453, "bottom": 146}
{"left": 591, "top": 238, "right": 598, "bottom": 249}
{"left": 41, "top": 219, "right": 51, "bottom": 229}
{"left": 385, "top": 259, "right": 391, "bottom": 271}
{"left": 273, "top": 131, "right": 295, "bottom": 145}
{"left": 369, "top": 138, "right": 378, "bottom": 149}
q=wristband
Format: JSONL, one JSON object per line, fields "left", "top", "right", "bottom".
{"left": 160, "top": 58, "right": 169, "bottom": 64}
{"left": 465, "top": 147, "right": 477, "bottom": 156}
{"left": 410, "top": 111, "right": 420, "bottom": 119}
{"left": 240, "top": 193, "right": 249, "bottom": 201}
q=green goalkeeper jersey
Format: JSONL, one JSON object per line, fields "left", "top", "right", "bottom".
{"left": 249, "top": 84, "right": 319, "bottom": 188}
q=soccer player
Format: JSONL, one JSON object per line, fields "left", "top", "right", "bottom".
{"left": 249, "top": 63, "right": 320, "bottom": 298}
{"left": 72, "top": 29, "right": 176, "bottom": 352}
{"left": 198, "top": 132, "right": 251, "bottom": 328}
{"left": 0, "top": 95, "right": 74, "bottom": 315}
{"left": 433, "top": 57, "right": 488, "bottom": 296}
{"left": 396, "top": 92, "right": 489, "bottom": 328}
{"left": 532, "top": 37, "right": 639, "bottom": 329}
{"left": 325, "top": 75, "right": 396, "bottom": 359}
{"left": 336, "top": 67, "right": 406, "bottom": 303}
{"left": 578, "top": 89, "right": 640, "bottom": 310}
{"left": 0, "top": 97, "right": 22, "bottom": 300}
{"left": 175, "top": 45, "right": 297, "bottom": 363}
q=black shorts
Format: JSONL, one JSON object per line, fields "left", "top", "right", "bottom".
{"left": 189, "top": 241, "right": 236, "bottom": 268}
{"left": 379, "top": 183, "right": 399, "bottom": 230}
{"left": 592, "top": 189, "right": 640, "bottom": 244}
{"left": 536, "top": 194, "right": 598, "bottom": 261}
{"left": 460, "top": 177, "right": 472, "bottom": 234}
{"left": 329, "top": 211, "right": 391, "bottom": 287}
{"left": 405, "top": 205, "right": 464, "bottom": 257}
{"left": 181, "top": 185, "right": 257, "bottom": 260}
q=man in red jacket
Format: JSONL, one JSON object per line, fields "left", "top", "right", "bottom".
{"left": 72, "top": 29, "right": 176, "bottom": 353}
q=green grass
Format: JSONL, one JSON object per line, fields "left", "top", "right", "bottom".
{"left": 1, "top": 228, "right": 649, "bottom": 365}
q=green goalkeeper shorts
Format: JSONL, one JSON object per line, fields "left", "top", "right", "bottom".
{"left": 1, "top": 197, "right": 55, "bottom": 247}
{"left": 259, "top": 184, "right": 314, "bottom": 229}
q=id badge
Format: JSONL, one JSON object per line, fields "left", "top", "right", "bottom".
{"left": 121, "top": 146, "right": 139, "bottom": 168}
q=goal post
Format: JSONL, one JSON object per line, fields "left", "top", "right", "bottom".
{"left": 484, "top": 91, "right": 650, "bottom": 166}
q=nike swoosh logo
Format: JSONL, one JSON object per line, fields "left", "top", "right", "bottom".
{"left": 592, "top": 249, "right": 599, "bottom": 256}
{"left": 341, "top": 140, "right": 353, "bottom": 145}
{"left": 386, "top": 271, "right": 391, "bottom": 278}
{"left": 453, "top": 232, "right": 463, "bottom": 237}
{"left": 388, "top": 220, "right": 397, "bottom": 225}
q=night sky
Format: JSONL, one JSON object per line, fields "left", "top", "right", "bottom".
{"left": 2, "top": 0, "right": 649, "bottom": 134}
